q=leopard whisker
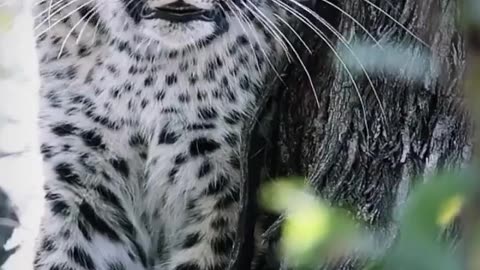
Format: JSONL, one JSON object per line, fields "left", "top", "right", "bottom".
{"left": 276, "top": 0, "right": 388, "bottom": 125}
{"left": 222, "top": 1, "right": 262, "bottom": 72}
{"left": 242, "top": 2, "right": 293, "bottom": 63}
{"left": 245, "top": 0, "right": 321, "bottom": 109}
{"left": 76, "top": 2, "right": 100, "bottom": 44}
{"left": 35, "top": 0, "right": 83, "bottom": 31}
{"left": 321, "top": 0, "right": 384, "bottom": 49}
{"left": 58, "top": 1, "right": 97, "bottom": 58}
{"left": 273, "top": 13, "right": 312, "bottom": 54}
{"left": 226, "top": 1, "right": 287, "bottom": 84}
{"left": 361, "top": 0, "right": 430, "bottom": 48}
{"left": 271, "top": 0, "right": 369, "bottom": 134}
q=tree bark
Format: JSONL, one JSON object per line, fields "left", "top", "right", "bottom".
{"left": 233, "top": 0, "right": 471, "bottom": 269}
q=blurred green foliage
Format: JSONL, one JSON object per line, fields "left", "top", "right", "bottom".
{"left": 260, "top": 171, "right": 476, "bottom": 270}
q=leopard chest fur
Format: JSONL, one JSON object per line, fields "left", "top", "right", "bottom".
{"left": 35, "top": 5, "right": 280, "bottom": 268}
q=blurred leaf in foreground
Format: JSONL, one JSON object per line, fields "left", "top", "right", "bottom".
{"left": 260, "top": 178, "right": 360, "bottom": 268}
{"left": 382, "top": 171, "right": 474, "bottom": 270}
{"left": 338, "top": 40, "right": 437, "bottom": 82}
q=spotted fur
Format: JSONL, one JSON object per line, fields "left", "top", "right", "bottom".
{"left": 33, "top": 0, "right": 286, "bottom": 269}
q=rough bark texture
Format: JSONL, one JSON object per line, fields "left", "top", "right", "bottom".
{"left": 233, "top": 0, "right": 471, "bottom": 269}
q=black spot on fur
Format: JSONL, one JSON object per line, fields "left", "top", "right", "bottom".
{"left": 178, "top": 93, "right": 190, "bottom": 103}
{"left": 78, "top": 220, "right": 92, "bottom": 241}
{"left": 174, "top": 154, "right": 188, "bottom": 165}
{"left": 236, "top": 34, "right": 249, "bottom": 46}
{"left": 224, "top": 132, "right": 239, "bottom": 147}
{"left": 110, "top": 88, "right": 121, "bottom": 99}
{"left": 50, "top": 200, "right": 70, "bottom": 217}
{"left": 197, "top": 160, "right": 212, "bottom": 178}
{"left": 84, "top": 109, "right": 121, "bottom": 130}
{"left": 78, "top": 45, "right": 91, "bottom": 57}
{"left": 189, "top": 138, "right": 221, "bottom": 156}
{"left": 168, "top": 50, "right": 179, "bottom": 58}
{"left": 51, "top": 123, "right": 77, "bottom": 136}
{"left": 40, "top": 144, "right": 54, "bottom": 159}
{"left": 221, "top": 76, "right": 229, "bottom": 87}
{"left": 214, "top": 188, "right": 240, "bottom": 210}
{"left": 224, "top": 111, "right": 242, "bottom": 125}
{"left": 81, "top": 130, "right": 106, "bottom": 150}
{"left": 186, "top": 198, "right": 197, "bottom": 211}
{"left": 102, "top": 171, "right": 112, "bottom": 182}
{"left": 128, "top": 66, "right": 138, "bottom": 75}
{"left": 239, "top": 75, "right": 251, "bottom": 91}
{"left": 95, "top": 185, "right": 124, "bottom": 212}
{"left": 179, "top": 61, "right": 189, "bottom": 71}
{"left": 210, "top": 235, "right": 234, "bottom": 255}
{"left": 168, "top": 167, "right": 179, "bottom": 184}
{"left": 54, "top": 163, "right": 83, "bottom": 187}
{"left": 132, "top": 240, "right": 148, "bottom": 267}
{"left": 107, "top": 65, "right": 118, "bottom": 74}
{"left": 155, "top": 90, "right": 166, "bottom": 101}
{"left": 51, "top": 36, "right": 62, "bottom": 45}
{"left": 228, "top": 155, "right": 241, "bottom": 170}
{"left": 182, "top": 232, "right": 202, "bottom": 249}
{"left": 141, "top": 99, "right": 149, "bottom": 108}
{"left": 161, "top": 107, "right": 179, "bottom": 114}
{"left": 188, "top": 73, "right": 198, "bottom": 85}
{"left": 79, "top": 201, "right": 120, "bottom": 241}
{"left": 165, "top": 73, "right": 178, "bottom": 85}
{"left": 238, "top": 54, "right": 249, "bottom": 65}
{"left": 40, "top": 237, "right": 55, "bottom": 252}
{"left": 158, "top": 128, "right": 180, "bottom": 144}
{"left": 196, "top": 90, "right": 207, "bottom": 101}
{"left": 45, "top": 191, "right": 61, "bottom": 202}
{"left": 187, "top": 123, "right": 216, "bottom": 130}
{"left": 204, "top": 175, "right": 229, "bottom": 196}
{"left": 204, "top": 66, "right": 216, "bottom": 81}
{"left": 110, "top": 158, "right": 130, "bottom": 178}
{"left": 225, "top": 89, "right": 237, "bottom": 103}
{"left": 210, "top": 217, "right": 229, "bottom": 231}
{"left": 197, "top": 107, "right": 218, "bottom": 120}
{"left": 144, "top": 75, "right": 154, "bottom": 87}
{"left": 68, "top": 246, "right": 96, "bottom": 269}
{"left": 129, "top": 133, "right": 146, "bottom": 147}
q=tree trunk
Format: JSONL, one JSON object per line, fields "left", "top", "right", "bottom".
{"left": 233, "top": 0, "right": 471, "bottom": 269}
